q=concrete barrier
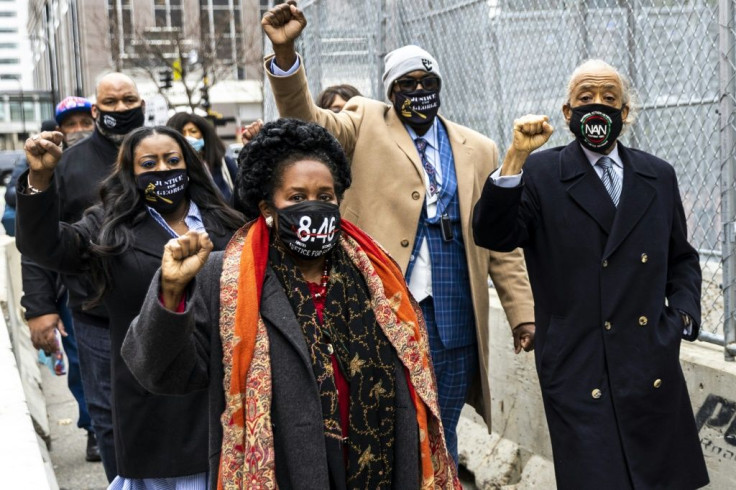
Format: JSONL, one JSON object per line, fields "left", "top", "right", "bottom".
{"left": 0, "top": 237, "right": 57, "bottom": 489}
{"left": 459, "top": 288, "right": 736, "bottom": 489}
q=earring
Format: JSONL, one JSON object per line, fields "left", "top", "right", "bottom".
{"left": 265, "top": 215, "right": 273, "bottom": 227}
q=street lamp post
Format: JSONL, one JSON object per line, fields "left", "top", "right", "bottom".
{"left": 12, "top": 78, "right": 27, "bottom": 141}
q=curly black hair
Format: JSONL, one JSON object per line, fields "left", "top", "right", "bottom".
{"left": 235, "top": 118, "right": 351, "bottom": 219}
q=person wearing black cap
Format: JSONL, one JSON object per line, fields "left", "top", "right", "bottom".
{"left": 261, "top": 1, "right": 535, "bottom": 465}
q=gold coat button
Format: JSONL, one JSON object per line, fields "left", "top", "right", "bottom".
{"left": 401, "top": 239, "right": 410, "bottom": 247}
{"left": 604, "top": 321, "right": 612, "bottom": 331}
{"left": 639, "top": 316, "right": 648, "bottom": 326}
{"left": 592, "top": 389, "right": 602, "bottom": 399}
{"left": 412, "top": 191, "right": 421, "bottom": 200}
{"left": 653, "top": 379, "right": 662, "bottom": 388}
{"left": 641, "top": 253, "right": 648, "bottom": 263}
{"left": 602, "top": 259, "right": 608, "bottom": 268}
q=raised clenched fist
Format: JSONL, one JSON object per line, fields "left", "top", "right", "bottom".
{"left": 24, "top": 131, "right": 64, "bottom": 191}
{"left": 511, "top": 114, "right": 554, "bottom": 155}
{"left": 261, "top": 1, "right": 307, "bottom": 48}
{"left": 160, "top": 230, "right": 214, "bottom": 310}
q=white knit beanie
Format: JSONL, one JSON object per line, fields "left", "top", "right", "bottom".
{"left": 382, "top": 45, "right": 441, "bottom": 100}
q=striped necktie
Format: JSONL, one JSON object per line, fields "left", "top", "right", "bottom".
{"left": 415, "top": 137, "right": 439, "bottom": 196}
{"left": 596, "top": 156, "right": 621, "bottom": 207}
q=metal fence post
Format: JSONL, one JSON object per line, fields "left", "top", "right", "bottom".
{"left": 375, "top": 0, "right": 387, "bottom": 101}
{"left": 719, "top": 0, "right": 736, "bottom": 361}
{"left": 623, "top": 0, "right": 640, "bottom": 149}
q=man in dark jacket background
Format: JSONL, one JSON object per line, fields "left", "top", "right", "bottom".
{"left": 472, "top": 59, "right": 708, "bottom": 489}
{"left": 17, "top": 73, "right": 145, "bottom": 482}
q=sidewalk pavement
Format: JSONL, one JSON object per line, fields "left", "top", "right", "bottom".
{"left": 40, "top": 363, "right": 108, "bottom": 490}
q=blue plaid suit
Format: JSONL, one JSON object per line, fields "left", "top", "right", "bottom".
{"left": 407, "top": 121, "right": 478, "bottom": 464}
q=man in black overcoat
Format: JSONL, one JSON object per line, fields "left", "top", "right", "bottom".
{"left": 472, "top": 59, "right": 709, "bottom": 489}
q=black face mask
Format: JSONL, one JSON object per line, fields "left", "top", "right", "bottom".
{"left": 568, "top": 103, "right": 624, "bottom": 153}
{"left": 274, "top": 201, "right": 341, "bottom": 259}
{"left": 97, "top": 106, "right": 145, "bottom": 135}
{"left": 135, "top": 169, "right": 189, "bottom": 214}
{"left": 393, "top": 89, "right": 440, "bottom": 131}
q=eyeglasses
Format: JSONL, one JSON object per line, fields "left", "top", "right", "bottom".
{"left": 393, "top": 75, "right": 441, "bottom": 93}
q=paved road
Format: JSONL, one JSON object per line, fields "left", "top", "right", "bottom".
{"left": 40, "top": 364, "right": 108, "bottom": 490}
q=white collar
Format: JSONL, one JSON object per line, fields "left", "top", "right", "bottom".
{"left": 580, "top": 142, "right": 623, "bottom": 169}
{"left": 404, "top": 118, "right": 439, "bottom": 150}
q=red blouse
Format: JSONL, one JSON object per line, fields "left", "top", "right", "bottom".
{"left": 307, "top": 281, "right": 350, "bottom": 443}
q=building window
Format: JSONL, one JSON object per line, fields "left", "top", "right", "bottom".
{"left": 9, "top": 100, "right": 33, "bottom": 123}
{"left": 0, "top": 11, "right": 16, "bottom": 17}
{"left": 0, "top": 74, "right": 19, "bottom": 80}
{"left": 0, "top": 42, "right": 18, "bottom": 49}
{"left": 200, "top": 0, "right": 244, "bottom": 79}
{"left": 108, "top": 0, "right": 134, "bottom": 59}
{"left": 0, "top": 27, "right": 16, "bottom": 33}
{"left": 40, "top": 101, "right": 53, "bottom": 119}
{"left": 0, "top": 58, "right": 20, "bottom": 64}
{"left": 155, "top": 0, "right": 183, "bottom": 28}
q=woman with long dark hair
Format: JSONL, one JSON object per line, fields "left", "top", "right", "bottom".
{"left": 17, "top": 126, "right": 243, "bottom": 488}
{"left": 122, "top": 119, "right": 459, "bottom": 489}
{"left": 167, "top": 112, "right": 239, "bottom": 202}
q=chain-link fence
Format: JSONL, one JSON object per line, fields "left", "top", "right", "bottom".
{"left": 264, "top": 0, "right": 736, "bottom": 359}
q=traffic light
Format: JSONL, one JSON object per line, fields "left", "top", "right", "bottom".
{"left": 199, "top": 84, "right": 210, "bottom": 111}
{"left": 159, "top": 69, "right": 173, "bottom": 89}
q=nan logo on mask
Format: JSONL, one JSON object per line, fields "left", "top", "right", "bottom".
{"left": 103, "top": 115, "right": 117, "bottom": 128}
{"left": 422, "top": 58, "right": 433, "bottom": 71}
{"left": 579, "top": 111, "right": 613, "bottom": 149}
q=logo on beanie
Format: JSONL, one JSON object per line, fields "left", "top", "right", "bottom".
{"left": 422, "top": 58, "right": 433, "bottom": 71}
{"left": 103, "top": 114, "right": 117, "bottom": 128}
{"left": 579, "top": 111, "right": 612, "bottom": 148}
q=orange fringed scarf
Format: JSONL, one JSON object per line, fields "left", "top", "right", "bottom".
{"left": 217, "top": 216, "right": 460, "bottom": 489}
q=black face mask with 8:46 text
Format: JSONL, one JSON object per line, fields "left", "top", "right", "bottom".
{"left": 275, "top": 201, "right": 342, "bottom": 259}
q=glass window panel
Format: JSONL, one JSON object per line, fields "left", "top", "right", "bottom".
{"left": 9, "top": 100, "right": 21, "bottom": 121}
{"left": 23, "top": 101, "right": 34, "bottom": 122}
{"left": 171, "top": 10, "right": 182, "bottom": 27}
{"left": 155, "top": 9, "right": 167, "bottom": 27}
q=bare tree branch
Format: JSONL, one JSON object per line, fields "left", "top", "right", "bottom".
{"left": 87, "top": 5, "right": 264, "bottom": 113}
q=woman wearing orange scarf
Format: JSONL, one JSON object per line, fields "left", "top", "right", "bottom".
{"left": 123, "top": 119, "right": 459, "bottom": 489}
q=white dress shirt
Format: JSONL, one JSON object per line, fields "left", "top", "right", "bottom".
{"left": 405, "top": 121, "right": 442, "bottom": 303}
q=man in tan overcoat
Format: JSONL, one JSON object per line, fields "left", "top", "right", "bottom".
{"left": 261, "top": 1, "right": 535, "bottom": 464}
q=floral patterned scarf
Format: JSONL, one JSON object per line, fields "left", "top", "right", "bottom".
{"left": 217, "top": 216, "right": 459, "bottom": 489}
{"left": 269, "top": 241, "right": 396, "bottom": 488}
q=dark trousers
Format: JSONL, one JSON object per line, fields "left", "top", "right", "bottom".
{"left": 56, "top": 293, "right": 91, "bottom": 431}
{"left": 73, "top": 313, "right": 116, "bottom": 482}
{"left": 420, "top": 297, "right": 478, "bottom": 466}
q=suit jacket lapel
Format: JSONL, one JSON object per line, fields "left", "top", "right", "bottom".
{"left": 131, "top": 214, "right": 175, "bottom": 259}
{"left": 259, "top": 268, "right": 312, "bottom": 371}
{"left": 441, "top": 117, "right": 473, "bottom": 220}
{"left": 561, "top": 142, "right": 616, "bottom": 234}
{"left": 386, "top": 107, "right": 426, "bottom": 181}
{"left": 603, "top": 144, "right": 657, "bottom": 258}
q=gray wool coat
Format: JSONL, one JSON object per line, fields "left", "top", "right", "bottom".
{"left": 122, "top": 251, "right": 422, "bottom": 489}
